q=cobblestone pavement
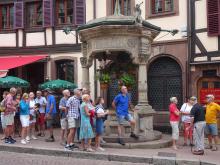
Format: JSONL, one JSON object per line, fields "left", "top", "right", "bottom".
{"left": 1, "top": 130, "right": 219, "bottom": 164}
{"left": 0, "top": 151, "right": 147, "bottom": 165}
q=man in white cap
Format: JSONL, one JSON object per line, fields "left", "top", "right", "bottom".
{"left": 205, "top": 94, "right": 220, "bottom": 151}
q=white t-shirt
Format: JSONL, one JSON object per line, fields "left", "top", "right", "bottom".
{"left": 35, "top": 97, "right": 47, "bottom": 113}
{"left": 29, "top": 100, "right": 36, "bottom": 117}
{"left": 180, "top": 103, "right": 192, "bottom": 123}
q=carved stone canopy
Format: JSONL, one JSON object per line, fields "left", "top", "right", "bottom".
{"left": 77, "top": 15, "right": 160, "bottom": 66}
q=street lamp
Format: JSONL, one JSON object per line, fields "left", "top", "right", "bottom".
{"left": 63, "top": 26, "right": 76, "bottom": 36}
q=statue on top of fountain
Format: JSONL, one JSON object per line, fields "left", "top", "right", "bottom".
{"left": 135, "top": 2, "right": 143, "bottom": 24}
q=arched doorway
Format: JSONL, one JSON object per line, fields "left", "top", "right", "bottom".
{"left": 148, "top": 56, "right": 183, "bottom": 111}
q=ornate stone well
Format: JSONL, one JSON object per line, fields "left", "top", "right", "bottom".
{"left": 77, "top": 2, "right": 166, "bottom": 145}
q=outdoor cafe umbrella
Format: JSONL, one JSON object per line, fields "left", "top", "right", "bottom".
{"left": 0, "top": 76, "right": 30, "bottom": 88}
{"left": 39, "top": 79, "right": 77, "bottom": 90}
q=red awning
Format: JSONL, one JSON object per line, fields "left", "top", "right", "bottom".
{"left": 0, "top": 55, "right": 47, "bottom": 71}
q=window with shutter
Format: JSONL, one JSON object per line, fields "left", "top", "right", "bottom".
{"left": 207, "top": 0, "right": 220, "bottom": 36}
{"left": 43, "top": 0, "right": 53, "bottom": 27}
{"left": 55, "top": 0, "right": 85, "bottom": 26}
{"left": 26, "top": 1, "right": 43, "bottom": 28}
{"left": 0, "top": 4, "right": 14, "bottom": 30}
{"left": 56, "top": 0, "right": 74, "bottom": 25}
{"left": 14, "top": 1, "right": 23, "bottom": 29}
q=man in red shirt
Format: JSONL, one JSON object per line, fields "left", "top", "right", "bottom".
{"left": 169, "top": 97, "right": 181, "bottom": 150}
{"left": 4, "top": 87, "right": 17, "bottom": 144}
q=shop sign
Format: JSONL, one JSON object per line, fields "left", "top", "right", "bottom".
{"left": 200, "top": 88, "right": 220, "bottom": 105}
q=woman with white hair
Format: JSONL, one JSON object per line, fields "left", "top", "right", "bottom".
{"left": 169, "top": 97, "right": 181, "bottom": 150}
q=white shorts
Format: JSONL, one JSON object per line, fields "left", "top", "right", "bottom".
{"left": 170, "top": 121, "right": 179, "bottom": 140}
{"left": 20, "top": 115, "right": 30, "bottom": 127}
{"left": 67, "top": 117, "right": 79, "bottom": 129}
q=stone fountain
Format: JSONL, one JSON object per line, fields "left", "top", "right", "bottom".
{"left": 77, "top": 0, "right": 171, "bottom": 148}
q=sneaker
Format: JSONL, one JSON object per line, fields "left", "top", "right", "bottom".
{"left": 96, "top": 147, "right": 105, "bottom": 152}
{"left": 64, "top": 145, "right": 73, "bottom": 151}
{"left": 70, "top": 144, "right": 79, "bottom": 149}
{"left": 45, "top": 137, "right": 55, "bottom": 142}
{"left": 9, "top": 136, "right": 16, "bottom": 143}
{"left": 4, "top": 138, "right": 10, "bottom": 144}
{"left": 130, "top": 133, "right": 139, "bottom": 139}
{"left": 5, "top": 138, "right": 15, "bottom": 144}
{"left": 26, "top": 136, "right": 31, "bottom": 141}
{"left": 117, "top": 138, "right": 125, "bottom": 146}
{"left": 25, "top": 139, "right": 30, "bottom": 143}
{"left": 20, "top": 139, "right": 27, "bottom": 145}
{"left": 31, "top": 135, "right": 38, "bottom": 140}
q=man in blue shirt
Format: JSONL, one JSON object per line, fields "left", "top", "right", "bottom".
{"left": 112, "top": 86, "right": 138, "bottom": 145}
{"left": 44, "top": 88, "right": 56, "bottom": 142}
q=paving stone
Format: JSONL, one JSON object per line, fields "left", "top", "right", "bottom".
{"left": 153, "top": 156, "right": 176, "bottom": 165}
{"left": 158, "top": 152, "right": 176, "bottom": 157}
{"left": 176, "top": 159, "right": 200, "bottom": 165}
{"left": 108, "top": 154, "right": 153, "bottom": 164}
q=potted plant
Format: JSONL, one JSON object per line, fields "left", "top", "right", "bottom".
{"left": 97, "top": 72, "right": 111, "bottom": 90}
{"left": 120, "top": 73, "right": 136, "bottom": 90}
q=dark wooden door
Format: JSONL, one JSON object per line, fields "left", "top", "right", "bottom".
{"left": 148, "top": 57, "right": 183, "bottom": 111}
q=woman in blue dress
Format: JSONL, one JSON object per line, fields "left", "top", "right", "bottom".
{"left": 80, "top": 94, "right": 94, "bottom": 152}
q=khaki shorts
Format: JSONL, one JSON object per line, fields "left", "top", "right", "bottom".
{"left": 67, "top": 117, "right": 79, "bottom": 129}
{"left": 4, "top": 114, "right": 14, "bottom": 126}
{"left": 60, "top": 118, "right": 68, "bottom": 130}
{"left": 170, "top": 121, "right": 179, "bottom": 140}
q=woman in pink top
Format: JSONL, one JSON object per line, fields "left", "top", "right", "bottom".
{"left": 169, "top": 97, "right": 181, "bottom": 150}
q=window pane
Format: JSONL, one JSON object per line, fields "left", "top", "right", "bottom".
{"left": 58, "top": 1, "right": 65, "bottom": 24}
{"left": 123, "top": 0, "right": 131, "bottom": 16}
{"left": 155, "top": 0, "right": 163, "bottom": 13}
{"left": 1, "top": 6, "right": 7, "bottom": 29}
{"left": 113, "top": 0, "right": 131, "bottom": 16}
{"left": 56, "top": 60, "right": 74, "bottom": 83}
{"left": 9, "top": 6, "right": 13, "bottom": 28}
{"left": 202, "top": 82, "right": 209, "bottom": 89}
{"left": 165, "top": 0, "right": 173, "bottom": 12}
{"left": 36, "top": 3, "right": 42, "bottom": 25}
{"left": 27, "top": 2, "right": 42, "bottom": 27}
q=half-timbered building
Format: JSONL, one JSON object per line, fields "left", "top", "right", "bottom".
{"left": 0, "top": 0, "right": 189, "bottom": 131}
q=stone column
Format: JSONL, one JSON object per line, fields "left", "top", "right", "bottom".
{"left": 80, "top": 57, "right": 92, "bottom": 90}
{"left": 134, "top": 59, "right": 155, "bottom": 138}
{"left": 81, "top": 67, "right": 90, "bottom": 89}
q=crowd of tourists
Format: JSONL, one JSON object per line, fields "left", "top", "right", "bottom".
{"left": 169, "top": 95, "right": 220, "bottom": 155}
{"left": 1, "top": 85, "right": 219, "bottom": 155}
{"left": 0, "top": 85, "right": 138, "bottom": 152}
